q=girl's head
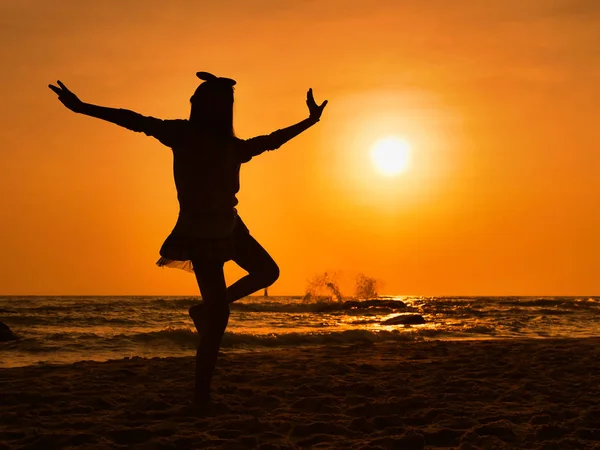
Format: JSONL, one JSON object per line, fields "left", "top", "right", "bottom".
{"left": 189, "top": 72, "right": 236, "bottom": 137}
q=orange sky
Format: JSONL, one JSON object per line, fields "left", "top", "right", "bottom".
{"left": 1, "top": 0, "right": 599, "bottom": 296}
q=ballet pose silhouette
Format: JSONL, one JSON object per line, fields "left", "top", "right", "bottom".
{"left": 49, "top": 72, "right": 327, "bottom": 405}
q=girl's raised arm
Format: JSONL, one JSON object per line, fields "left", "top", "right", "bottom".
{"left": 49, "top": 80, "right": 152, "bottom": 133}
{"left": 239, "top": 88, "right": 328, "bottom": 161}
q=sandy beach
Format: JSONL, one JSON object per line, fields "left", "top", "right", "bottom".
{"left": 1, "top": 338, "right": 600, "bottom": 449}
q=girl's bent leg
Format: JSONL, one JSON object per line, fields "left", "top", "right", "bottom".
{"left": 191, "top": 257, "right": 229, "bottom": 404}
{"left": 228, "top": 230, "right": 280, "bottom": 303}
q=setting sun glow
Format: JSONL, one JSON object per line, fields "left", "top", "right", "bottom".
{"left": 370, "top": 137, "right": 411, "bottom": 176}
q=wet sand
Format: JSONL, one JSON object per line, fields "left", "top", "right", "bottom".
{"left": 1, "top": 338, "right": 600, "bottom": 449}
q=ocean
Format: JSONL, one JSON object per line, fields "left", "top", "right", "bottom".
{"left": 1, "top": 296, "right": 598, "bottom": 368}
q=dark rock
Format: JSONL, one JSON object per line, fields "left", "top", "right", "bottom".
{"left": 314, "top": 299, "right": 406, "bottom": 312}
{"left": 382, "top": 314, "right": 426, "bottom": 325}
{"left": 352, "top": 299, "right": 406, "bottom": 309}
{"left": 0, "top": 321, "right": 16, "bottom": 341}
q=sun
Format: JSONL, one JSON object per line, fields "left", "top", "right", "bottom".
{"left": 370, "top": 137, "right": 411, "bottom": 176}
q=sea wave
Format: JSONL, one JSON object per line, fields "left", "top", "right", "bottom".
{"left": 416, "top": 297, "right": 600, "bottom": 314}
{"left": 0, "top": 326, "right": 445, "bottom": 353}
{"left": 119, "top": 327, "right": 447, "bottom": 347}
{"left": 498, "top": 298, "right": 599, "bottom": 308}
{"left": 2, "top": 315, "right": 141, "bottom": 326}
{"left": 10, "top": 297, "right": 597, "bottom": 319}
{"left": 231, "top": 299, "right": 409, "bottom": 313}
{"left": 146, "top": 298, "right": 201, "bottom": 309}
{"left": 0, "top": 322, "right": 507, "bottom": 355}
{"left": 1, "top": 298, "right": 411, "bottom": 316}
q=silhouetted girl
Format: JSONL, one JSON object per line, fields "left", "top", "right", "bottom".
{"left": 49, "top": 72, "right": 327, "bottom": 406}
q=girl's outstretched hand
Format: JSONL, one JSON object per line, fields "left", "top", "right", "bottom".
{"left": 48, "top": 80, "right": 84, "bottom": 113}
{"left": 306, "top": 88, "right": 328, "bottom": 121}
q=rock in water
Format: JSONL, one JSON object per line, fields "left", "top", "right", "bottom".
{"left": 0, "top": 321, "right": 17, "bottom": 341}
{"left": 382, "top": 314, "right": 426, "bottom": 325}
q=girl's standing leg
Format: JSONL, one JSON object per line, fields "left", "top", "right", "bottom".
{"left": 188, "top": 219, "right": 279, "bottom": 343}
{"left": 191, "top": 257, "right": 229, "bottom": 404}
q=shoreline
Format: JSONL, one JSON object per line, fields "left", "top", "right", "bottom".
{"left": 2, "top": 337, "right": 600, "bottom": 449}
{"left": 3, "top": 334, "right": 594, "bottom": 370}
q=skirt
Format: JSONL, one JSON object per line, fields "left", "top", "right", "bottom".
{"left": 156, "top": 216, "right": 249, "bottom": 272}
